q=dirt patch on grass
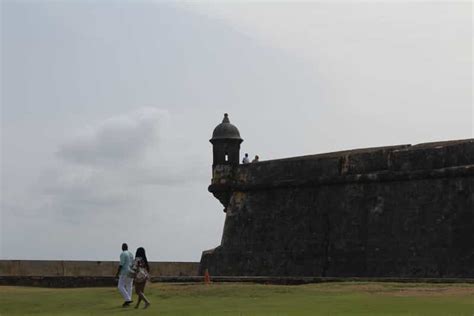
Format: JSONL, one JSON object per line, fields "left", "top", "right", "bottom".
{"left": 384, "top": 286, "right": 474, "bottom": 297}
{"left": 308, "top": 282, "right": 474, "bottom": 297}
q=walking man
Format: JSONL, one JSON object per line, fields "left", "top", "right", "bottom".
{"left": 116, "top": 243, "right": 134, "bottom": 307}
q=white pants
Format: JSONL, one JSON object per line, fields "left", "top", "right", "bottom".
{"left": 118, "top": 275, "right": 133, "bottom": 301}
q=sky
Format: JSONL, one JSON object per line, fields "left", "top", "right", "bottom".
{"left": 1, "top": 1, "right": 472, "bottom": 261}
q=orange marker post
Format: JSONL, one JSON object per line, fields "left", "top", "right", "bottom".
{"left": 204, "top": 269, "right": 211, "bottom": 284}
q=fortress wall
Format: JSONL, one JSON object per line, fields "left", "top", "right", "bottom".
{"left": 234, "top": 140, "right": 473, "bottom": 187}
{"left": 235, "top": 144, "right": 408, "bottom": 183}
{"left": 0, "top": 260, "right": 199, "bottom": 277}
{"left": 201, "top": 139, "right": 474, "bottom": 277}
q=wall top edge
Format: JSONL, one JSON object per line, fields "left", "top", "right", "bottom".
{"left": 238, "top": 138, "right": 473, "bottom": 166}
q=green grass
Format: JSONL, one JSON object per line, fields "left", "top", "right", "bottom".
{"left": 1, "top": 282, "right": 473, "bottom": 315}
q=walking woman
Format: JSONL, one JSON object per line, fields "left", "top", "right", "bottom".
{"left": 132, "top": 247, "right": 151, "bottom": 309}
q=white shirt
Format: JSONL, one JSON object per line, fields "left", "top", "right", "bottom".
{"left": 242, "top": 156, "right": 250, "bottom": 164}
{"left": 119, "top": 250, "right": 134, "bottom": 276}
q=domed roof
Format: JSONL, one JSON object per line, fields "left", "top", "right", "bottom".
{"left": 210, "top": 113, "right": 242, "bottom": 142}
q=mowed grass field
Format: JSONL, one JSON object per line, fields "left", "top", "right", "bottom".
{"left": 1, "top": 282, "right": 473, "bottom": 316}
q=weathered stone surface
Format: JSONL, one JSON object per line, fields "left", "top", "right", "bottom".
{"left": 0, "top": 276, "right": 116, "bottom": 288}
{"left": 0, "top": 260, "right": 199, "bottom": 277}
{"left": 201, "top": 139, "right": 474, "bottom": 278}
{"left": 390, "top": 139, "right": 474, "bottom": 171}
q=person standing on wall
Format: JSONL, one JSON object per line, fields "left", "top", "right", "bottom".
{"left": 242, "top": 153, "right": 250, "bottom": 164}
{"left": 115, "top": 243, "right": 134, "bottom": 307}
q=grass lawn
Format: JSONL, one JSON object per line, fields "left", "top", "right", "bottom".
{"left": 1, "top": 282, "right": 473, "bottom": 315}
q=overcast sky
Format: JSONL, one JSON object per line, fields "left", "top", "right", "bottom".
{"left": 1, "top": 1, "right": 472, "bottom": 261}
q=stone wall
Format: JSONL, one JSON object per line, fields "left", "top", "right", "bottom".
{"left": 0, "top": 260, "right": 199, "bottom": 277}
{"left": 201, "top": 139, "right": 474, "bottom": 278}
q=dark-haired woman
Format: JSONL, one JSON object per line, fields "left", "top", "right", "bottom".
{"left": 132, "top": 247, "right": 151, "bottom": 309}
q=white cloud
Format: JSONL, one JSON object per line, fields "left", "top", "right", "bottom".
{"left": 57, "top": 107, "right": 168, "bottom": 166}
{"left": 36, "top": 107, "right": 209, "bottom": 219}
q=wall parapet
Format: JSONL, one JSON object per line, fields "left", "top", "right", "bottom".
{"left": 229, "top": 139, "right": 474, "bottom": 190}
{"left": 0, "top": 260, "right": 199, "bottom": 277}
{"left": 214, "top": 164, "right": 474, "bottom": 192}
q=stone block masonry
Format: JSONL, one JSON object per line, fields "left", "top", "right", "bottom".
{"left": 0, "top": 260, "right": 199, "bottom": 277}
{"left": 0, "top": 260, "right": 200, "bottom": 287}
{"left": 201, "top": 115, "right": 473, "bottom": 279}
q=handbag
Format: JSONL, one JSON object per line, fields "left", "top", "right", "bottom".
{"left": 135, "top": 266, "right": 149, "bottom": 283}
